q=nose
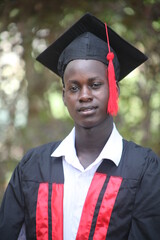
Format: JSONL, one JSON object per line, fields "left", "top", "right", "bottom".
{"left": 79, "top": 86, "right": 93, "bottom": 102}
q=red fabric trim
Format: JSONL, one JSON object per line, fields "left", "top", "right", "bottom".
{"left": 105, "top": 22, "right": 118, "bottom": 116}
{"left": 93, "top": 176, "right": 123, "bottom": 239}
{"left": 36, "top": 183, "right": 49, "bottom": 240}
{"left": 51, "top": 183, "right": 64, "bottom": 240}
{"left": 76, "top": 173, "right": 107, "bottom": 240}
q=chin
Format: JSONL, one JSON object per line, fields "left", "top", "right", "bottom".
{"left": 76, "top": 116, "right": 111, "bottom": 129}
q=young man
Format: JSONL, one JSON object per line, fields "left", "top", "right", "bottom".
{"left": 0, "top": 13, "right": 160, "bottom": 240}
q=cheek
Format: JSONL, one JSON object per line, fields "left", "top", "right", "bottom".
{"left": 99, "top": 87, "right": 109, "bottom": 101}
{"left": 63, "top": 89, "right": 73, "bottom": 108}
{"left": 99, "top": 89, "right": 109, "bottom": 111}
{"left": 63, "top": 95, "right": 75, "bottom": 111}
{"left": 64, "top": 99, "right": 77, "bottom": 119}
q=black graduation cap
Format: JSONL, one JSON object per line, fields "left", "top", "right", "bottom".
{"left": 36, "top": 13, "right": 148, "bottom": 82}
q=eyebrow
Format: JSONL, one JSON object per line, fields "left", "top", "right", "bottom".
{"left": 88, "top": 77, "right": 101, "bottom": 82}
{"left": 67, "top": 76, "right": 101, "bottom": 83}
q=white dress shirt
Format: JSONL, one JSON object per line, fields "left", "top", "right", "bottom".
{"left": 51, "top": 124, "right": 123, "bottom": 240}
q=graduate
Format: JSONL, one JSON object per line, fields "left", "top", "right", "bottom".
{"left": 0, "top": 13, "right": 160, "bottom": 240}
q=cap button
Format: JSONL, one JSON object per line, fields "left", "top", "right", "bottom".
{"left": 107, "top": 52, "right": 114, "bottom": 61}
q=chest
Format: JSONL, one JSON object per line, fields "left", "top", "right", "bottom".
{"left": 21, "top": 157, "right": 139, "bottom": 239}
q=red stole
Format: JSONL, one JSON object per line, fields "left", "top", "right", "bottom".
{"left": 35, "top": 159, "right": 122, "bottom": 239}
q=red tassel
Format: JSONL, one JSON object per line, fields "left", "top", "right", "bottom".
{"left": 105, "top": 23, "right": 118, "bottom": 116}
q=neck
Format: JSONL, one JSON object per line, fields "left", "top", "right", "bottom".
{"left": 75, "top": 116, "right": 113, "bottom": 168}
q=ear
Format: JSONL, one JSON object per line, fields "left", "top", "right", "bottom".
{"left": 62, "top": 87, "right": 67, "bottom": 106}
{"left": 116, "top": 82, "right": 120, "bottom": 96}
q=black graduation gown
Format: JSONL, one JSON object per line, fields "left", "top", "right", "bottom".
{"left": 0, "top": 139, "right": 160, "bottom": 240}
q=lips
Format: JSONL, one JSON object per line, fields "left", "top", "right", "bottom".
{"left": 78, "top": 106, "right": 98, "bottom": 112}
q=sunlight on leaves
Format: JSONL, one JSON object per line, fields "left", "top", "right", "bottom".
{"left": 48, "top": 92, "right": 69, "bottom": 119}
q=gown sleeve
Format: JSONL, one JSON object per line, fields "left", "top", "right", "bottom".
{"left": 128, "top": 151, "right": 160, "bottom": 240}
{"left": 0, "top": 162, "right": 25, "bottom": 240}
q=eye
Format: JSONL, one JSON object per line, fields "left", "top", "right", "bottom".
{"left": 91, "top": 82, "right": 103, "bottom": 89}
{"left": 69, "top": 85, "right": 79, "bottom": 92}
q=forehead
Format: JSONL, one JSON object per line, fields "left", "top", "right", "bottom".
{"left": 64, "top": 59, "right": 107, "bottom": 79}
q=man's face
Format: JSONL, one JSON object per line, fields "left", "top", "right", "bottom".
{"left": 63, "top": 59, "right": 109, "bottom": 129}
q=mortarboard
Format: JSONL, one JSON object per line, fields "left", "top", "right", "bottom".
{"left": 36, "top": 13, "right": 147, "bottom": 81}
{"left": 36, "top": 13, "right": 148, "bottom": 115}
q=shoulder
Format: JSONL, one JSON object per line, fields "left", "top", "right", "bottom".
{"left": 16, "top": 141, "right": 62, "bottom": 182}
{"left": 19, "top": 141, "right": 62, "bottom": 168}
{"left": 121, "top": 139, "right": 160, "bottom": 179}
{"left": 123, "top": 139, "right": 159, "bottom": 161}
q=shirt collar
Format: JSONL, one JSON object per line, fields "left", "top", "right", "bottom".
{"left": 51, "top": 124, "right": 123, "bottom": 167}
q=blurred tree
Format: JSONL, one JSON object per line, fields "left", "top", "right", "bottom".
{"left": 0, "top": 0, "right": 159, "bottom": 203}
